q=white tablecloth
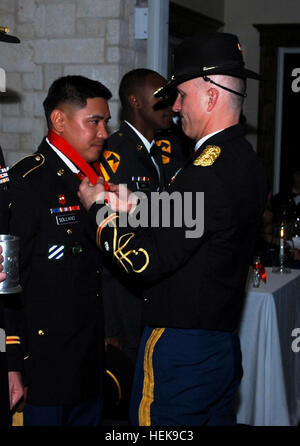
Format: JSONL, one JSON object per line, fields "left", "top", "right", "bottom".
{"left": 236, "top": 267, "right": 300, "bottom": 426}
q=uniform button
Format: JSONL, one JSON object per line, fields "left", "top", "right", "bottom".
{"left": 38, "top": 329, "right": 45, "bottom": 336}
{"left": 35, "top": 155, "right": 41, "bottom": 162}
{"left": 144, "top": 298, "right": 148, "bottom": 302}
{"left": 96, "top": 270, "right": 100, "bottom": 274}
{"left": 96, "top": 293, "right": 100, "bottom": 297}
{"left": 67, "top": 229, "right": 72, "bottom": 235}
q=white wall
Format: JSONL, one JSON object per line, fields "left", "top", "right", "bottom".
{"left": 172, "top": 0, "right": 224, "bottom": 22}
{"left": 224, "top": 0, "right": 300, "bottom": 149}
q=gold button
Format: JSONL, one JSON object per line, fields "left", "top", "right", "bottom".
{"left": 119, "top": 132, "right": 123, "bottom": 137}
{"left": 67, "top": 229, "right": 72, "bottom": 235}
{"left": 38, "top": 329, "right": 45, "bottom": 336}
{"left": 57, "top": 168, "right": 65, "bottom": 176}
{"left": 137, "top": 144, "right": 143, "bottom": 151}
{"left": 35, "top": 155, "right": 41, "bottom": 162}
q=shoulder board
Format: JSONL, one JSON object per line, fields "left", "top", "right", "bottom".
{"left": 193, "top": 145, "right": 221, "bottom": 167}
{"left": 10, "top": 153, "right": 45, "bottom": 179}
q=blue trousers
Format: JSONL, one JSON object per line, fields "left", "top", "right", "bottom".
{"left": 130, "top": 326, "right": 243, "bottom": 426}
{"left": 24, "top": 396, "right": 103, "bottom": 426}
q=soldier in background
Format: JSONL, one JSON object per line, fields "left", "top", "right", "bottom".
{"left": 0, "top": 26, "right": 24, "bottom": 426}
{"left": 99, "top": 69, "right": 188, "bottom": 370}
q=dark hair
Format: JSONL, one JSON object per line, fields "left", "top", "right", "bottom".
{"left": 119, "top": 68, "right": 161, "bottom": 110}
{"left": 43, "top": 75, "right": 112, "bottom": 129}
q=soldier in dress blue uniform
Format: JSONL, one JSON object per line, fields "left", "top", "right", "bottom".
{"left": 0, "top": 26, "right": 24, "bottom": 426}
{"left": 100, "top": 69, "right": 189, "bottom": 369}
{"left": 8, "top": 75, "right": 112, "bottom": 426}
{"left": 79, "top": 33, "right": 268, "bottom": 426}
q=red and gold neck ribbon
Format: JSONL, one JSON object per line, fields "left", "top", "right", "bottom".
{"left": 47, "top": 130, "right": 99, "bottom": 185}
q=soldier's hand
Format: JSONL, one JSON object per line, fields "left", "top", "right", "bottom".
{"left": 78, "top": 176, "right": 106, "bottom": 210}
{"left": 8, "top": 371, "right": 24, "bottom": 410}
{"left": 106, "top": 183, "right": 138, "bottom": 214}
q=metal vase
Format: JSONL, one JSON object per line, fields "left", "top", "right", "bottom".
{"left": 0, "top": 234, "right": 22, "bottom": 294}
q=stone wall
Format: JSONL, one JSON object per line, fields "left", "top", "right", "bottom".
{"left": 0, "top": 0, "right": 147, "bottom": 165}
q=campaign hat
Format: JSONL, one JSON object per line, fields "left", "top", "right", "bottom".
{"left": 0, "top": 26, "right": 20, "bottom": 44}
{"left": 154, "top": 33, "right": 260, "bottom": 98}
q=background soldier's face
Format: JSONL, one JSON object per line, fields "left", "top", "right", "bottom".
{"left": 137, "top": 74, "right": 173, "bottom": 132}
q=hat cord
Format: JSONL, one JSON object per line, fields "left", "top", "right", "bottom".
{"left": 203, "top": 75, "right": 247, "bottom": 98}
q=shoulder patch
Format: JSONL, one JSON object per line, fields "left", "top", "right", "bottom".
{"left": 193, "top": 145, "right": 221, "bottom": 167}
{"left": 10, "top": 153, "right": 45, "bottom": 179}
{"left": 102, "top": 150, "right": 120, "bottom": 174}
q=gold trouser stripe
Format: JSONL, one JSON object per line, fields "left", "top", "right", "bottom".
{"left": 138, "top": 328, "right": 165, "bottom": 426}
{"left": 106, "top": 369, "right": 122, "bottom": 401}
{"left": 12, "top": 412, "right": 23, "bottom": 426}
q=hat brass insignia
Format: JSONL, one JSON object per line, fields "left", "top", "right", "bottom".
{"left": 193, "top": 145, "right": 221, "bottom": 167}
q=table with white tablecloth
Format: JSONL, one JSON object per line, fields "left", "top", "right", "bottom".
{"left": 236, "top": 267, "right": 300, "bottom": 426}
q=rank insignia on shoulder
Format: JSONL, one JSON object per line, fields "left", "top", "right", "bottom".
{"left": 193, "top": 145, "right": 221, "bottom": 167}
{"left": 48, "top": 244, "right": 65, "bottom": 260}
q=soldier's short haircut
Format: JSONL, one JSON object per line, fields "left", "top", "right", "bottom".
{"left": 43, "top": 75, "right": 112, "bottom": 129}
{"left": 119, "top": 68, "right": 159, "bottom": 110}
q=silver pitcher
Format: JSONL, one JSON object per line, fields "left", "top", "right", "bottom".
{"left": 0, "top": 234, "right": 22, "bottom": 294}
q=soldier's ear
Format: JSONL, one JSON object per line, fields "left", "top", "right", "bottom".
{"left": 207, "top": 88, "right": 219, "bottom": 112}
{"left": 50, "top": 109, "right": 66, "bottom": 133}
{"left": 128, "top": 94, "right": 140, "bottom": 109}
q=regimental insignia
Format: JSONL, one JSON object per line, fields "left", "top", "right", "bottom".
{"left": 58, "top": 194, "right": 66, "bottom": 205}
{"left": 156, "top": 139, "right": 171, "bottom": 164}
{"left": 48, "top": 244, "right": 65, "bottom": 260}
{"left": 193, "top": 145, "right": 221, "bottom": 167}
{"left": 57, "top": 168, "right": 65, "bottom": 177}
{"left": 102, "top": 150, "right": 120, "bottom": 173}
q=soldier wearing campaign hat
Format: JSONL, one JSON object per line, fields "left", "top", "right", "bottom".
{"left": 0, "top": 27, "right": 23, "bottom": 426}
{"left": 79, "top": 32, "right": 268, "bottom": 426}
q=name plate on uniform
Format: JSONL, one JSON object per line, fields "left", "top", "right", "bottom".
{"left": 56, "top": 213, "right": 79, "bottom": 225}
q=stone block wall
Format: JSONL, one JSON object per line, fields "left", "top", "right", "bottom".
{"left": 0, "top": 0, "right": 147, "bottom": 165}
